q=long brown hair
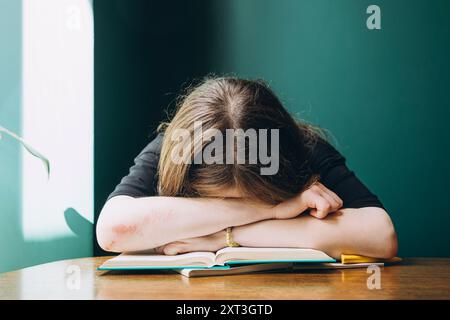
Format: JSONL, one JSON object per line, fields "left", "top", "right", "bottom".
{"left": 157, "top": 76, "right": 322, "bottom": 204}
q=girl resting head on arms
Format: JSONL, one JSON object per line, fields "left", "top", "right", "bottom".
{"left": 96, "top": 76, "right": 398, "bottom": 259}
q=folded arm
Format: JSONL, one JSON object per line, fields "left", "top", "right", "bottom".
{"left": 96, "top": 195, "right": 274, "bottom": 252}
{"left": 98, "top": 181, "right": 398, "bottom": 259}
{"left": 96, "top": 182, "right": 343, "bottom": 253}
{"left": 232, "top": 207, "right": 398, "bottom": 259}
{"left": 151, "top": 184, "right": 398, "bottom": 260}
{"left": 157, "top": 207, "right": 397, "bottom": 260}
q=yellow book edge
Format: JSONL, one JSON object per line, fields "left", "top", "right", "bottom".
{"left": 340, "top": 254, "right": 402, "bottom": 264}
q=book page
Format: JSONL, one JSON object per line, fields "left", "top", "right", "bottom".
{"left": 104, "top": 251, "right": 216, "bottom": 267}
{"left": 215, "top": 247, "right": 334, "bottom": 265}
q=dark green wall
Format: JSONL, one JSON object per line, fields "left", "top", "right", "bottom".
{"left": 95, "top": 0, "right": 450, "bottom": 257}
{"left": 94, "top": 0, "right": 213, "bottom": 254}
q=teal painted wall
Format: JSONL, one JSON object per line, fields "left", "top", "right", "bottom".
{"left": 93, "top": 0, "right": 449, "bottom": 258}
{"left": 0, "top": 0, "right": 23, "bottom": 273}
{"left": 0, "top": 0, "right": 93, "bottom": 273}
{"left": 207, "top": 0, "right": 450, "bottom": 257}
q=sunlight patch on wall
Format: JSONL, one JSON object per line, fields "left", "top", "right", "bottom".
{"left": 21, "top": 0, "right": 93, "bottom": 240}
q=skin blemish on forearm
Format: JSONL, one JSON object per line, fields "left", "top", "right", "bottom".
{"left": 112, "top": 224, "right": 138, "bottom": 235}
{"left": 143, "top": 206, "right": 176, "bottom": 225}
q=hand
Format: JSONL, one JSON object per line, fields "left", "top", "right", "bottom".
{"left": 273, "top": 182, "right": 343, "bottom": 219}
{"left": 155, "top": 230, "right": 227, "bottom": 255}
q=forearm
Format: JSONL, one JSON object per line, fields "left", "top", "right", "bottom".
{"left": 96, "top": 195, "right": 272, "bottom": 252}
{"left": 233, "top": 207, "right": 398, "bottom": 259}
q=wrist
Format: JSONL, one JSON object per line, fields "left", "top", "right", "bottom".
{"left": 230, "top": 225, "right": 243, "bottom": 247}
{"left": 232, "top": 224, "right": 253, "bottom": 247}
{"left": 225, "top": 227, "right": 241, "bottom": 247}
{"left": 258, "top": 203, "right": 276, "bottom": 220}
{"left": 216, "top": 230, "right": 228, "bottom": 249}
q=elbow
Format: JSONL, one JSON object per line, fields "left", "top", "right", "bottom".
{"left": 381, "top": 229, "right": 398, "bottom": 259}
{"left": 96, "top": 197, "right": 139, "bottom": 253}
{"left": 96, "top": 196, "right": 163, "bottom": 253}
{"left": 96, "top": 230, "right": 120, "bottom": 254}
{"left": 372, "top": 209, "right": 398, "bottom": 259}
{"left": 97, "top": 232, "right": 118, "bottom": 253}
{"left": 96, "top": 209, "right": 122, "bottom": 253}
{"left": 377, "top": 229, "right": 398, "bottom": 259}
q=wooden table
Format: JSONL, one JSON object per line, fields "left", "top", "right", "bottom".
{"left": 0, "top": 257, "right": 449, "bottom": 299}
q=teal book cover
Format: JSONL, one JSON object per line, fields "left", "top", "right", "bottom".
{"left": 97, "top": 265, "right": 231, "bottom": 271}
{"left": 98, "top": 258, "right": 336, "bottom": 271}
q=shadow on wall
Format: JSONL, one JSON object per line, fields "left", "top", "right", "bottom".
{"left": 0, "top": 125, "right": 92, "bottom": 273}
{"left": 16, "top": 209, "right": 92, "bottom": 273}
{"left": 0, "top": 126, "right": 92, "bottom": 273}
{"left": 0, "top": 0, "right": 94, "bottom": 273}
{"left": 6, "top": 210, "right": 92, "bottom": 273}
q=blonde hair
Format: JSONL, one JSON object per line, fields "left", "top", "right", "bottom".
{"left": 157, "top": 76, "right": 321, "bottom": 204}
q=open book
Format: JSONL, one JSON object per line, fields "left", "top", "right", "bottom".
{"left": 98, "top": 247, "right": 336, "bottom": 270}
{"left": 175, "top": 261, "right": 386, "bottom": 278}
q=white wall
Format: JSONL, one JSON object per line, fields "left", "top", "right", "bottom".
{"left": 21, "top": 0, "right": 94, "bottom": 240}
{"left": 0, "top": 0, "right": 94, "bottom": 273}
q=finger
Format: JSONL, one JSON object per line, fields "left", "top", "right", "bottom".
{"left": 317, "top": 189, "right": 340, "bottom": 212}
{"left": 163, "top": 243, "right": 184, "bottom": 255}
{"left": 309, "top": 208, "right": 319, "bottom": 218}
{"left": 325, "top": 188, "right": 343, "bottom": 208}
{"left": 310, "top": 196, "right": 332, "bottom": 219}
{"left": 275, "top": 194, "right": 309, "bottom": 219}
{"left": 316, "top": 183, "right": 343, "bottom": 209}
{"left": 310, "top": 208, "right": 329, "bottom": 219}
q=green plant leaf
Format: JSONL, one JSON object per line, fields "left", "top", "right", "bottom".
{"left": 0, "top": 125, "right": 50, "bottom": 178}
